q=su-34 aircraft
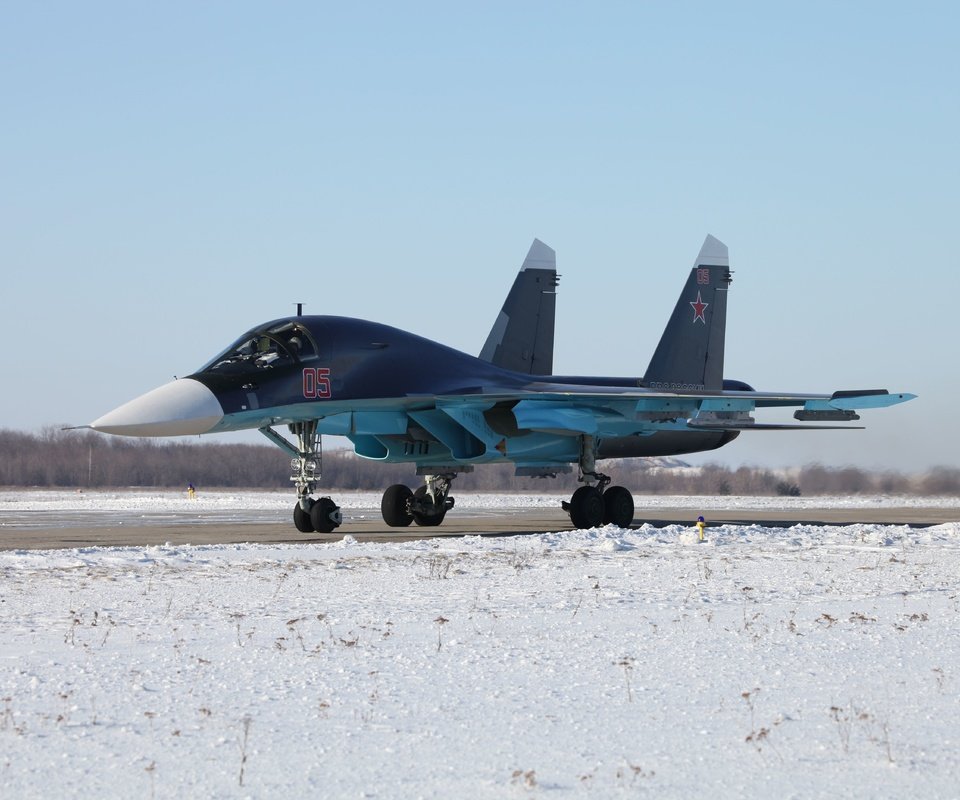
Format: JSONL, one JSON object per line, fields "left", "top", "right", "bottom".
{"left": 87, "top": 236, "right": 915, "bottom": 533}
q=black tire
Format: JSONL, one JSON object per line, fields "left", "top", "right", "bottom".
{"left": 310, "top": 496, "right": 341, "bottom": 533}
{"left": 381, "top": 484, "right": 414, "bottom": 527}
{"left": 413, "top": 511, "right": 446, "bottom": 527}
{"left": 603, "top": 486, "right": 634, "bottom": 528}
{"left": 293, "top": 500, "right": 315, "bottom": 533}
{"left": 569, "top": 485, "right": 604, "bottom": 529}
{"left": 411, "top": 486, "right": 446, "bottom": 527}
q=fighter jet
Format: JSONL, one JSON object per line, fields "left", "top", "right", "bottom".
{"left": 88, "top": 236, "right": 915, "bottom": 533}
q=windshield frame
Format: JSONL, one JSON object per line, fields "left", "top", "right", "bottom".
{"left": 195, "top": 320, "right": 319, "bottom": 375}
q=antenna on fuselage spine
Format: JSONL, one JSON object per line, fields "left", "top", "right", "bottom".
{"left": 295, "top": 303, "right": 304, "bottom": 317}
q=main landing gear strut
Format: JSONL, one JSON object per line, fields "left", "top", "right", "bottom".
{"left": 562, "top": 436, "right": 635, "bottom": 529}
{"left": 262, "top": 426, "right": 630, "bottom": 533}
{"left": 262, "top": 422, "right": 343, "bottom": 534}
{"left": 381, "top": 473, "right": 457, "bottom": 528}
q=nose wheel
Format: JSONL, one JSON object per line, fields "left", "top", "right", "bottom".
{"left": 293, "top": 500, "right": 313, "bottom": 532}
{"left": 309, "top": 496, "right": 343, "bottom": 533}
{"left": 293, "top": 496, "right": 343, "bottom": 533}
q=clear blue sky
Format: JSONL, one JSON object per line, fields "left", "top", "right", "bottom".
{"left": 2, "top": 2, "right": 956, "bottom": 472}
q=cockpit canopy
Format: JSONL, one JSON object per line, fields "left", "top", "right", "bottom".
{"left": 197, "top": 320, "right": 318, "bottom": 375}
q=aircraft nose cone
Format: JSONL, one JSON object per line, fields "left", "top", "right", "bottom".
{"left": 90, "top": 378, "right": 224, "bottom": 437}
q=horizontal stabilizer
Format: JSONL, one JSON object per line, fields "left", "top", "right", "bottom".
{"left": 829, "top": 391, "right": 916, "bottom": 410}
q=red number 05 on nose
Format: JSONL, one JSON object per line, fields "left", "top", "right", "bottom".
{"left": 302, "top": 367, "right": 332, "bottom": 399}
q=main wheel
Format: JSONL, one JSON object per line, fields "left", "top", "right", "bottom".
{"left": 569, "top": 485, "right": 604, "bottom": 529}
{"left": 603, "top": 486, "right": 634, "bottom": 528}
{"left": 411, "top": 485, "right": 447, "bottom": 527}
{"left": 310, "top": 496, "right": 342, "bottom": 533}
{"left": 381, "top": 484, "right": 414, "bottom": 527}
{"left": 293, "top": 500, "right": 315, "bottom": 533}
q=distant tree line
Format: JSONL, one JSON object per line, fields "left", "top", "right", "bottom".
{"left": 1, "top": 427, "right": 958, "bottom": 496}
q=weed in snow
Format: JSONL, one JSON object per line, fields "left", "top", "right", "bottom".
{"left": 434, "top": 616, "right": 449, "bottom": 652}
{"left": 932, "top": 666, "right": 946, "bottom": 693}
{"left": 616, "top": 657, "right": 636, "bottom": 703}
{"left": 510, "top": 769, "right": 537, "bottom": 789}
{"left": 238, "top": 716, "right": 252, "bottom": 787}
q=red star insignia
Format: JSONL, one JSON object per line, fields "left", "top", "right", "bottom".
{"left": 690, "top": 291, "right": 708, "bottom": 324}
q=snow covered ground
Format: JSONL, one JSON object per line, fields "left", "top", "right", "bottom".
{"left": 2, "top": 492, "right": 960, "bottom": 797}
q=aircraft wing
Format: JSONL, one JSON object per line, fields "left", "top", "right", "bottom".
{"left": 312, "top": 385, "right": 914, "bottom": 470}
{"left": 421, "top": 386, "right": 916, "bottom": 439}
{"left": 308, "top": 385, "right": 913, "bottom": 439}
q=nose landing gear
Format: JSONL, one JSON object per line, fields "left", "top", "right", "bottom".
{"left": 261, "top": 421, "right": 343, "bottom": 534}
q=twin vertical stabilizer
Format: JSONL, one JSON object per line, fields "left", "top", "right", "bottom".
{"left": 479, "top": 239, "right": 558, "bottom": 375}
{"left": 642, "top": 235, "right": 731, "bottom": 391}
{"left": 483, "top": 234, "right": 732, "bottom": 390}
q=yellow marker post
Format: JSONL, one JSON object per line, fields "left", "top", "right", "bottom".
{"left": 696, "top": 515, "right": 706, "bottom": 542}
{"left": 187, "top": 483, "right": 196, "bottom": 500}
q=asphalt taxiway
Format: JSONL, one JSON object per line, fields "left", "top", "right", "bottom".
{"left": 2, "top": 505, "right": 957, "bottom": 550}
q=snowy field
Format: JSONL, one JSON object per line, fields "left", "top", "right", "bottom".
{"left": 2, "top": 492, "right": 960, "bottom": 797}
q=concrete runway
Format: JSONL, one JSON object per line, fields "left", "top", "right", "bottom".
{"left": 2, "top": 505, "right": 957, "bottom": 550}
